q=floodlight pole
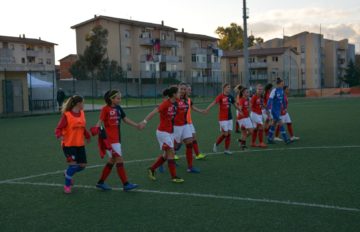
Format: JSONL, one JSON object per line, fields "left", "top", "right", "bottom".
{"left": 243, "top": 0, "right": 250, "bottom": 86}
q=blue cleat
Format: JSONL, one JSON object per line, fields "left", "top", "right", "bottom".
{"left": 158, "top": 165, "right": 164, "bottom": 173}
{"left": 123, "top": 182, "right": 139, "bottom": 191}
{"left": 96, "top": 182, "right": 112, "bottom": 191}
{"left": 187, "top": 167, "right": 200, "bottom": 173}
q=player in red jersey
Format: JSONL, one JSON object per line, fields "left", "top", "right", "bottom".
{"left": 55, "top": 95, "right": 90, "bottom": 194}
{"left": 250, "top": 84, "right": 267, "bottom": 148}
{"left": 141, "top": 86, "right": 184, "bottom": 183}
{"left": 92, "top": 90, "right": 140, "bottom": 191}
{"left": 263, "top": 83, "right": 273, "bottom": 135}
{"left": 274, "top": 86, "right": 300, "bottom": 141}
{"left": 186, "top": 84, "right": 207, "bottom": 160}
{"left": 236, "top": 87, "right": 254, "bottom": 150}
{"left": 206, "top": 83, "right": 239, "bottom": 155}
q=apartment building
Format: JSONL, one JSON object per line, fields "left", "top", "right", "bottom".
{"left": 252, "top": 32, "right": 355, "bottom": 89}
{"left": 70, "top": 15, "right": 221, "bottom": 82}
{"left": 0, "top": 35, "right": 57, "bottom": 113}
{"left": 222, "top": 47, "right": 299, "bottom": 88}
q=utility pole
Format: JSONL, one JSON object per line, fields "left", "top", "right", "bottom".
{"left": 243, "top": 0, "right": 250, "bottom": 86}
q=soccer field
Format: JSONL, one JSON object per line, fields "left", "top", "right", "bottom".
{"left": 1, "top": 97, "right": 360, "bottom": 232}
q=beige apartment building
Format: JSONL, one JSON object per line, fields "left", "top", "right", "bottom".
{"left": 0, "top": 35, "right": 57, "bottom": 114}
{"left": 243, "top": 31, "right": 356, "bottom": 89}
{"left": 222, "top": 47, "right": 300, "bottom": 88}
{"left": 70, "top": 15, "right": 221, "bottom": 83}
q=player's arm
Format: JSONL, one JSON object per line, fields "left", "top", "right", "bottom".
{"left": 266, "top": 89, "right": 276, "bottom": 111}
{"left": 139, "top": 107, "right": 159, "bottom": 129}
{"left": 123, "top": 117, "right": 139, "bottom": 128}
{"left": 205, "top": 100, "right": 216, "bottom": 113}
{"left": 192, "top": 105, "right": 206, "bottom": 114}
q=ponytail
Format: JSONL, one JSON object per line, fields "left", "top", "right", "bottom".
{"left": 61, "top": 95, "right": 83, "bottom": 113}
{"left": 162, "top": 86, "right": 178, "bottom": 98}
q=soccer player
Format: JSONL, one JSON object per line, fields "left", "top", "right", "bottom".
{"left": 250, "top": 84, "right": 267, "bottom": 148}
{"left": 93, "top": 90, "right": 139, "bottom": 192}
{"left": 233, "top": 84, "right": 243, "bottom": 133}
{"left": 236, "top": 87, "right": 254, "bottom": 150}
{"left": 55, "top": 95, "right": 90, "bottom": 194}
{"left": 266, "top": 78, "right": 291, "bottom": 144}
{"left": 186, "top": 84, "right": 207, "bottom": 160}
{"left": 205, "top": 83, "right": 239, "bottom": 155}
{"left": 141, "top": 86, "right": 184, "bottom": 183}
{"left": 263, "top": 83, "right": 273, "bottom": 135}
{"left": 274, "top": 86, "right": 300, "bottom": 141}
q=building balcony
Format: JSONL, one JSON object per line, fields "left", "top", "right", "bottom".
{"left": 26, "top": 50, "right": 40, "bottom": 57}
{"left": 191, "top": 48, "right": 209, "bottom": 55}
{"left": 139, "top": 38, "right": 153, "bottom": 46}
{"left": 0, "top": 63, "right": 50, "bottom": 71}
{"left": 160, "top": 39, "right": 178, "bottom": 48}
{"left": 0, "top": 48, "right": 14, "bottom": 57}
{"left": 249, "top": 62, "right": 268, "bottom": 69}
{"left": 191, "top": 62, "right": 207, "bottom": 69}
{"left": 250, "top": 74, "right": 268, "bottom": 80}
{"left": 140, "top": 71, "right": 179, "bottom": 79}
{"left": 209, "top": 62, "right": 221, "bottom": 70}
{"left": 140, "top": 54, "right": 179, "bottom": 63}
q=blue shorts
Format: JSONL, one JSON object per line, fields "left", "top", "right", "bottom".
{"left": 271, "top": 111, "right": 281, "bottom": 122}
{"left": 63, "top": 146, "right": 87, "bottom": 164}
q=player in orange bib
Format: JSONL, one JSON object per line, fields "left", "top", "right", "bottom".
{"left": 55, "top": 95, "right": 90, "bottom": 194}
{"left": 93, "top": 90, "right": 140, "bottom": 192}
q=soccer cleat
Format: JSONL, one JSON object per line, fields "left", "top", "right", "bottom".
{"left": 224, "top": 150, "right": 233, "bottom": 155}
{"left": 123, "top": 182, "right": 139, "bottom": 191}
{"left": 213, "top": 143, "right": 218, "bottom": 153}
{"left": 258, "top": 143, "right": 268, "bottom": 148}
{"left": 96, "top": 183, "right": 112, "bottom": 191}
{"left": 187, "top": 167, "right": 200, "bottom": 173}
{"left": 274, "top": 137, "right": 283, "bottom": 142}
{"left": 171, "top": 176, "right": 184, "bottom": 183}
{"left": 148, "top": 168, "right": 156, "bottom": 181}
{"left": 291, "top": 136, "right": 300, "bottom": 141}
{"left": 241, "top": 145, "right": 248, "bottom": 150}
{"left": 158, "top": 165, "right": 164, "bottom": 173}
{"left": 174, "top": 155, "right": 180, "bottom": 160}
{"left": 195, "top": 153, "right": 206, "bottom": 160}
{"left": 285, "top": 139, "right": 293, "bottom": 145}
{"left": 63, "top": 185, "right": 72, "bottom": 194}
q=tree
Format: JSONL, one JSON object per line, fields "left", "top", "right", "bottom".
{"left": 341, "top": 59, "right": 360, "bottom": 87}
{"left": 69, "top": 25, "right": 123, "bottom": 81}
{"left": 215, "top": 23, "right": 263, "bottom": 51}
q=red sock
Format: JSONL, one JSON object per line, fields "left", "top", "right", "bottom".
{"left": 167, "top": 159, "right": 177, "bottom": 178}
{"left": 150, "top": 155, "right": 166, "bottom": 171}
{"left": 265, "top": 127, "right": 269, "bottom": 135}
{"left": 275, "top": 125, "right": 280, "bottom": 137}
{"left": 225, "top": 134, "right": 231, "bottom": 150}
{"left": 216, "top": 134, "right": 225, "bottom": 145}
{"left": 186, "top": 143, "right": 193, "bottom": 169}
{"left": 258, "top": 129, "right": 264, "bottom": 143}
{"left": 252, "top": 129, "right": 258, "bottom": 143}
{"left": 99, "top": 163, "right": 114, "bottom": 182}
{"left": 116, "top": 163, "right": 128, "bottom": 184}
{"left": 193, "top": 140, "right": 200, "bottom": 155}
{"left": 287, "top": 123, "right": 294, "bottom": 137}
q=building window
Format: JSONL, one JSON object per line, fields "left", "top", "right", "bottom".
{"left": 46, "top": 47, "right": 51, "bottom": 53}
{"left": 46, "top": 58, "right": 51, "bottom": 64}
{"left": 21, "top": 57, "right": 25, "bottom": 64}
{"left": 126, "top": 47, "right": 131, "bottom": 56}
{"left": 272, "top": 56, "right": 278, "bottom": 62}
{"left": 10, "top": 44, "right": 15, "bottom": 50}
{"left": 38, "top": 58, "right": 43, "bottom": 64}
{"left": 191, "top": 54, "right": 196, "bottom": 62}
{"left": 301, "top": 45, "right": 305, "bottom": 53}
{"left": 249, "top": 57, "right": 255, "bottom": 63}
{"left": 124, "top": 30, "right": 131, "bottom": 39}
{"left": 127, "top": 63, "right": 132, "bottom": 71}
{"left": 21, "top": 45, "right": 25, "bottom": 51}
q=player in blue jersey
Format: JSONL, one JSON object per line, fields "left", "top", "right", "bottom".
{"left": 266, "top": 78, "right": 291, "bottom": 144}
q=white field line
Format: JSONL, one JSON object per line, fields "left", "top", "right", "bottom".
{"left": 0, "top": 145, "right": 359, "bottom": 184}
{"left": 4, "top": 181, "right": 360, "bottom": 213}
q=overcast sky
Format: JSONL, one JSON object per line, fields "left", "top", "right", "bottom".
{"left": 1, "top": 0, "right": 359, "bottom": 64}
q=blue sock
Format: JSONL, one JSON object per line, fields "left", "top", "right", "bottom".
{"left": 64, "top": 165, "right": 83, "bottom": 186}
{"left": 280, "top": 125, "right": 289, "bottom": 142}
{"left": 268, "top": 126, "right": 275, "bottom": 141}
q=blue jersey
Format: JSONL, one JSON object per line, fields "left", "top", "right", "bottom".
{"left": 266, "top": 88, "right": 286, "bottom": 120}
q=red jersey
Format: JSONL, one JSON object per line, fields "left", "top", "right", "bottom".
{"left": 215, "top": 94, "right": 235, "bottom": 121}
{"left": 174, "top": 97, "right": 189, "bottom": 126}
{"left": 158, "top": 99, "right": 177, "bottom": 133}
{"left": 280, "top": 95, "right": 288, "bottom": 116}
{"left": 237, "top": 97, "right": 250, "bottom": 120}
{"left": 100, "top": 105, "right": 126, "bottom": 143}
{"left": 250, "top": 95, "right": 263, "bottom": 115}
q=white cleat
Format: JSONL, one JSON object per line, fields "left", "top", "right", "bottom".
{"left": 213, "top": 143, "right": 218, "bottom": 153}
{"left": 291, "top": 136, "right": 300, "bottom": 141}
{"left": 274, "top": 137, "right": 283, "bottom": 142}
{"left": 224, "top": 150, "right": 232, "bottom": 155}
